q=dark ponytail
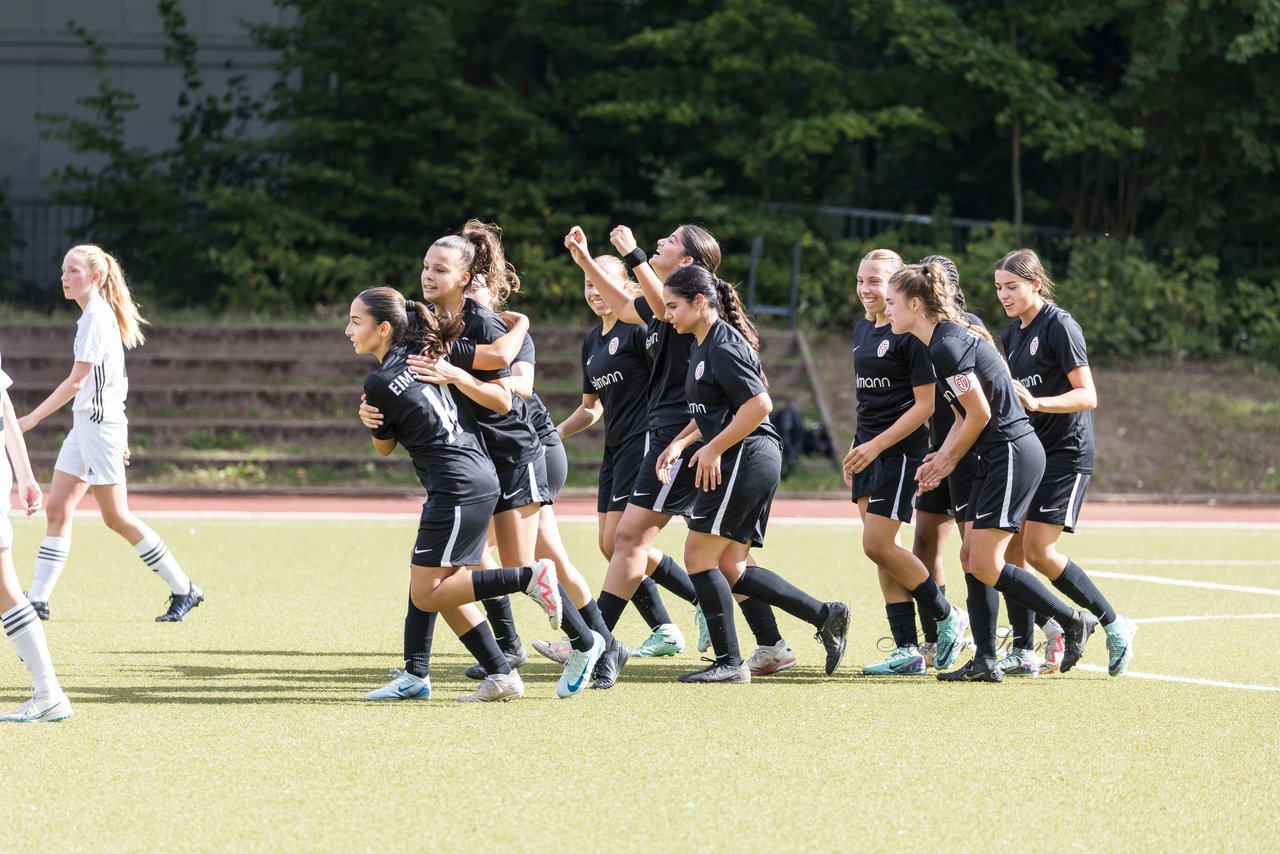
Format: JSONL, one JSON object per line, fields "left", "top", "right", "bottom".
{"left": 431, "top": 219, "right": 522, "bottom": 310}
{"left": 358, "top": 286, "right": 463, "bottom": 358}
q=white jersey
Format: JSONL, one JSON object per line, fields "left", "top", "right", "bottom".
{"left": 71, "top": 293, "right": 129, "bottom": 424}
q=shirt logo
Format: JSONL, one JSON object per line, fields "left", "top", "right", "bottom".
{"left": 877, "top": 340, "right": 890, "bottom": 358}
{"left": 608, "top": 337, "right": 619, "bottom": 355}
{"left": 952, "top": 373, "right": 972, "bottom": 393}
{"left": 1030, "top": 336, "right": 1040, "bottom": 356}
{"left": 694, "top": 360, "right": 705, "bottom": 380}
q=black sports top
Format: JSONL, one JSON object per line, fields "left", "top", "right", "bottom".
{"left": 929, "top": 311, "right": 986, "bottom": 450}
{"left": 513, "top": 333, "right": 561, "bottom": 448}
{"left": 685, "top": 319, "right": 781, "bottom": 446}
{"left": 635, "top": 296, "right": 697, "bottom": 430}
{"left": 853, "top": 318, "right": 934, "bottom": 453}
{"left": 581, "top": 320, "right": 650, "bottom": 448}
{"left": 929, "top": 321, "right": 1033, "bottom": 454}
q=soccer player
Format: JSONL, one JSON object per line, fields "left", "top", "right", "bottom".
{"left": 887, "top": 261, "right": 1097, "bottom": 683}
{"left": 1, "top": 353, "right": 71, "bottom": 722}
{"left": 18, "top": 245, "right": 203, "bottom": 623}
{"left": 657, "top": 265, "right": 849, "bottom": 683}
{"left": 995, "top": 249, "right": 1136, "bottom": 677}
{"left": 844, "top": 249, "right": 968, "bottom": 676}
{"left": 348, "top": 287, "right": 561, "bottom": 703}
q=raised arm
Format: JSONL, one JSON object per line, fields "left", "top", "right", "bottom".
{"left": 565, "top": 227, "right": 643, "bottom": 324}
{"left": 609, "top": 226, "right": 665, "bottom": 319}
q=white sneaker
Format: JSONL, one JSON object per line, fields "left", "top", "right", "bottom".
{"left": 531, "top": 637, "right": 572, "bottom": 664}
{"left": 523, "top": 558, "right": 563, "bottom": 629}
{"left": 632, "top": 623, "right": 686, "bottom": 658}
{"left": 0, "top": 692, "right": 73, "bottom": 723}
{"left": 997, "top": 647, "right": 1043, "bottom": 677}
{"left": 456, "top": 670, "right": 524, "bottom": 702}
{"left": 557, "top": 631, "right": 605, "bottom": 699}
{"left": 1041, "top": 619, "right": 1065, "bottom": 674}
{"left": 746, "top": 640, "right": 797, "bottom": 675}
{"left": 364, "top": 669, "right": 432, "bottom": 701}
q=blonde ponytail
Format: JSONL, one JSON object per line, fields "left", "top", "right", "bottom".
{"left": 71, "top": 244, "right": 147, "bottom": 349}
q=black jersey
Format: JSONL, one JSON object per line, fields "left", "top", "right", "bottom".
{"left": 853, "top": 319, "right": 934, "bottom": 452}
{"left": 363, "top": 345, "right": 499, "bottom": 503}
{"left": 929, "top": 321, "right": 1033, "bottom": 455}
{"left": 581, "top": 319, "right": 650, "bottom": 448}
{"left": 635, "top": 296, "right": 697, "bottom": 430}
{"left": 1001, "top": 304, "right": 1095, "bottom": 471}
{"left": 514, "top": 333, "right": 561, "bottom": 447}
{"left": 686, "top": 319, "right": 781, "bottom": 445}
{"left": 929, "top": 311, "right": 986, "bottom": 449}
{"left": 446, "top": 298, "right": 542, "bottom": 470}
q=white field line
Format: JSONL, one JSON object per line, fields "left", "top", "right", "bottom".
{"left": 1075, "top": 664, "right": 1280, "bottom": 693}
{"left": 1135, "top": 613, "right": 1280, "bottom": 624}
{"left": 1086, "top": 558, "right": 1280, "bottom": 567}
{"left": 1089, "top": 570, "right": 1280, "bottom": 597}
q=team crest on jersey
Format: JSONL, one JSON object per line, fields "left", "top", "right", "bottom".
{"left": 952, "top": 373, "right": 972, "bottom": 393}
{"left": 877, "top": 340, "right": 890, "bottom": 358}
{"left": 1030, "top": 336, "right": 1040, "bottom": 356}
{"left": 608, "top": 337, "right": 619, "bottom": 355}
{"left": 695, "top": 360, "right": 705, "bottom": 380}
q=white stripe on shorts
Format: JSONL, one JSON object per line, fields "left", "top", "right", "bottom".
{"left": 890, "top": 456, "right": 908, "bottom": 522}
{"left": 998, "top": 442, "right": 1015, "bottom": 529}
{"left": 710, "top": 449, "right": 746, "bottom": 537}
{"left": 527, "top": 460, "right": 541, "bottom": 504}
{"left": 441, "top": 505, "right": 462, "bottom": 566}
{"left": 653, "top": 458, "right": 679, "bottom": 514}
{"left": 1065, "top": 472, "right": 1084, "bottom": 529}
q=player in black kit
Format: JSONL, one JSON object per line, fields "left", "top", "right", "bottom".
{"left": 887, "top": 262, "right": 1098, "bottom": 683}
{"left": 347, "top": 287, "right": 562, "bottom": 702}
{"left": 996, "top": 249, "right": 1135, "bottom": 677}
{"left": 658, "top": 265, "right": 850, "bottom": 683}
{"left": 844, "top": 249, "right": 968, "bottom": 676}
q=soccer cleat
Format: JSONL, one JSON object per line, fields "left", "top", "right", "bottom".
{"left": 1104, "top": 614, "right": 1137, "bottom": 676}
{"left": 920, "top": 641, "right": 938, "bottom": 669}
{"left": 29, "top": 600, "right": 49, "bottom": 621}
{"left": 937, "top": 656, "right": 1004, "bottom": 683}
{"left": 557, "top": 631, "right": 605, "bottom": 699}
{"left": 364, "top": 669, "right": 432, "bottom": 701}
{"left": 677, "top": 660, "right": 751, "bottom": 684}
{"left": 590, "top": 639, "right": 630, "bottom": 689}
{"left": 156, "top": 583, "right": 204, "bottom": 622}
{"left": 531, "top": 637, "right": 572, "bottom": 665}
{"left": 464, "top": 640, "right": 528, "bottom": 681}
{"left": 0, "top": 692, "right": 74, "bottom": 723}
{"left": 523, "top": 558, "right": 562, "bottom": 629}
{"left": 694, "top": 605, "right": 711, "bottom": 653}
{"left": 1061, "top": 610, "right": 1099, "bottom": 673}
{"left": 933, "top": 606, "right": 970, "bottom": 671}
{"left": 1041, "top": 619, "right": 1065, "bottom": 674}
{"left": 814, "top": 602, "right": 851, "bottom": 675}
{"left": 632, "top": 623, "right": 686, "bottom": 658}
{"left": 746, "top": 640, "right": 797, "bottom": 676}
{"left": 456, "top": 670, "right": 525, "bottom": 702}
{"left": 998, "top": 647, "right": 1042, "bottom": 677}
{"left": 862, "top": 644, "right": 927, "bottom": 675}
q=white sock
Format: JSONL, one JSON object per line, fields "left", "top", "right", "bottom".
{"left": 135, "top": 528, "right": 191, "bottom": 594}
{"left": 3, "top": 599, "right": 60, "bottom": 697}
{"left": 29, "top": 536, "right": 71, "bottom": 602}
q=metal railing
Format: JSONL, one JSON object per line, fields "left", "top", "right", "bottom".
{"left": 3, "top": 197, "right": 90, "bottom": 292}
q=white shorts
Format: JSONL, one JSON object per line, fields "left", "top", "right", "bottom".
{"left": 55, "top": 415, "right": 128, "bottom": 486}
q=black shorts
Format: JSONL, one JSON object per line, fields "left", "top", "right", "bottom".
{"left": 413, "top": 497, "right": 496, "bottom": 568}
{"left": 629, "top": 423, "right": 702, "bottom": 517}
{"left": 494, "top": 454, "right": 551, "bottom": 514}
{"left": 542, "top": 440, "right": 568, "bottom": 502}
{"left": 597, "top": 432, "right": 648, "bottom": 514}
{"left": 851, "top": 447, "right": 926, "bottom": 524}
{"left": 1025, "top": 467, "right": 1091, "bottom": 532}
{"left": 686, "top": 436, "right": 781, "bottom": 547}
{"left": 947, "top": 452, "right": 980, "bottom": 523}
{"left": 967, "top": 433, "right": 1045, "bottom": 533}
{"left": 913, "top": 476, "right": 952, "bottom": 516}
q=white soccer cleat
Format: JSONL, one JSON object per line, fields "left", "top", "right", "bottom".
{"left": 531, "top": 637, "right": 572, "bottom": 665}
{"left": 523, "top": 558, "right": 563, "bottom": 629}
{"left": 364, "top": 669, "right": 432, "bottom": 701}
{"left": 557, "top": 631, "right": 605, "bottom": 699}
{"left": 0, "top": 692, "right": 73, "bottom": 723}
{"left": 746, "top": 640, "right": 798, "bottom": 675}
{"left": 456, "top": 671, "right": 525, "bottom": 702}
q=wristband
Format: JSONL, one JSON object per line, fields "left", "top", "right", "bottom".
{"left": 622, "top": 247, "right": 648, "bottom": 271}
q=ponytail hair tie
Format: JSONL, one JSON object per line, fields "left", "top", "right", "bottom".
{"left": 405, "top": 299, "right": 415, "bottom": 311}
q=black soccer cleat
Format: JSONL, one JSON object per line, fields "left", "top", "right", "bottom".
{"left": 590, "top": 639, "right": 630, "bottom": 690}
{"left": 814, "top": 601, "right": 851, "bottom": 675}
{"left": 156, "top": 583, "right": 204, "bottom": 622}
{"left": 937, "top": 656, "right": 1004, "bottom": 683}
{"left": 1061, "top": 610, "right": 1099, "bottom": 673}
{"left": 676, "top": 659, "right": 751, "bottom": 684}
{"left": 29, "top": 600, "right": 49, "bottom": 621}
{"left": 464, "top": 639, "right": 528, "bottom": 680}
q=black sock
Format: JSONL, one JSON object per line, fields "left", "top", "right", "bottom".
{"left": 1052, "top": 560, "right": 1117, "bottom": 626}
{"left": 920, "top": 583, "right": 945, "bottom": 643}
{"left": 908, "top": 577, "right": 951, "bottom": 622}
{"left": 403, "top": 595, "right": 436, "bottom": 678}
{"left": 886, "top": 601, "right": 918, "bottom": 648}
{"left": 964, "top": 573, "right": 999, "bottom": 658}
{"left": 689, "top": 569, "right": 741, "bottom": 666}
{"left": 731, "top": 565, "right": 826, "bottom": 627}
{"left": 480, "top": 595, "right": 520, "bottom": 652}
{"left": 471, "top": 567, "right": 532, "bottom": 600}
{"left": 579, "top": 599, "right": 611, "bottom": 642}
{"left": 459, "top": 624, "right": 510, "bottom": 675}
{"left": 598, "top": 591, "right": 628, "bottom": 632}
{"left": 1004, "top": 595, "right": 1036, "bottom": 650}
{"left": 631, "top": 577, "right": 671, "bottom": 629}
{"left": 650, "top": 554, "right": 698, "bottom": 604}
{"left": 738, "top": 598, "right": 783, "bottom": 646}
{"left": 1034, "top": 611, "right": 1050, "bottom": 628}
{"left": 561, "top": 585, "right": 602, "bottom": 652}
{"left": 993, "top": 564, "right": 1076, "bottom": 627}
